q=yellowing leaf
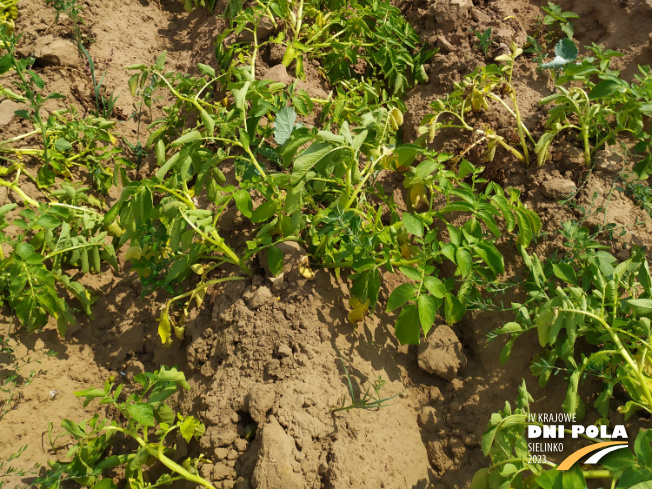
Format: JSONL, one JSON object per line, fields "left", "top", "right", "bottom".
{"left": 348, "top": 298, "right": 370, "bottom": 324}
{"left": 125, "top": 245, "right": 142, "bottom": 261}
{"left": 190, "top": 263, "right": 205, "bottom": 275}
{"left": 158, "top": 310, "right": 171, "bottom": 345}
{"left": 299, "top": 256, "right": 315, "bottom": 279}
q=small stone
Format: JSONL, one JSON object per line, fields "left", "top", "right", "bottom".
{"left": 463, "top": 434, "right": 478, "bottom": 447}
{"left": 33, "top": 35, "right": 79, "bottom": 67}
{"left": 213, "top": 428, "right": 238, "bottom": 447}
{"left": 541, "top": 177, "right": 577, "bottom": 200}
{"left": 246, "top": 383, "right": 276, "bottom": 423}
{"left": 318, "top": 462, "right": 328, "bottom": 475}
{"left": 200, "top": 463, "right": 214, "bottom": 479}
{"left": 222, "top": 481, "right": 235, "bottom": 489}
{"left": 428, "top": 0, "right": 472, "bottom": 32}
{"left": 234, "top": 437, "right": 248, "bottom": 452}
{"left": 429, "top": 387, "right": 444, "bottom": 403}
{"left": 436, "top": 35, "right": 456, "bottom": 53}
{"left": 418, "top": 325, "right": 467, "bottom": 381}
{"left": 227, "top": 449, "right": 238, "bottom": 460}
{"left": 450, "top": 439, "right": 466, "bottom": 462}
{"left": 417, "top": 406, "right": 439, "bottom": 433}
{"left": 212, "top": 462, "right": 233, "bottom": 481}
{"left": 0, "top": 100, "right": 22, "bottom": 126}
{"left": 252, "top": 419, "right": 303, "bottom": 489}
{"left": 426, "top": 441, "right": 453, "bottom": 472}
{"left": 246, "top": 286, "right": 273, "bottom": 309}
{"left": 235, "top": 477, "right": 250, "bottom": 489}
{"left": 268, "top": 42, "right": 285, "bottom": 64}
{"left": 593, "top": 149, "right": 624, "bottom": 173}
{"left": 276, "top": 344, "right": 292, "bottom": 358}
{"left": 261, "top": 64, "right": 293, "bottom": 85}
{"left": 214, "top": 447, "right": 229, "bottom": 460}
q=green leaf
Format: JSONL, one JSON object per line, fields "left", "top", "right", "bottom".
{"left": 35, "top": 213, "right": 62, "bottom": 229}
{"left": 156, "top": 403, "right": 175, "bottom": 424}
{"left": 171, "top": 130, "right": 202, "bottom": 148}
{"left": 232, "top": 81, "right": 250, "bottom": 111}
{"left": 540, "top": 38, "right": 578, "bottom": 70}
{"left": 91, "top": 479, "right": 117, "bottom": 489}
{"left": 481, "top": 426, "right": 498, "bottom": 456}
{"left": 455, "top": 248, "right": 473, "bottom": 278}
{"left": 418, "top": 294, "right": 438, "bottom": 336}
{"left": 274, "top": 106, "right": 296, "bottom": 145}
{"left": 634, "top": 428, "right": 652, "bottom": 466}
{"left": 627, "top": 299, "right": 652, "bottom": 317}
{"left": 200, "top": 108, "right": 215, "bottom": 135}
{"left": 180, "top": 416, "right": 202, "bottom": 443}
{"left": 399, "top": 266, "right": 422, "bottom": 282}
{"left": 403, "top": 213, "right": 424, "bottom": 237}
{"left": 127, "top": 402, "right": 155, "bottom": 427}
{"left": 233, "top": 189, "right": 253, "bottom": 219}
{"left": 535, "top": 302, "right": 555, "bottom": 347}
{"left": 386, "top": 284, "right": 418, "bottom": 312}
{"left": 562, "top": 370, "right": 585, "bottom": 419}
{"left": 61, "top": 419, "right": 88, "bottom": 439}
{"left": 491, "top": 194, "right": 516, "bottom": 231}
{"left": 54, "top": 138, "right": 72, "bottom": 151}
{"left": 251, "top": 201, "right": 277, "bottom": 223}
{"left": 129, "top": 447, "right": 150, "bottom": 471}
{"left": 444, "top": 293, "right": 465, "bottom": 325}
{"left": 589, "top": 80, "right": 621, "bottom": 100}
{"left": 469, "top": 468, "right": 489, "bottom": 489}
{"left": 197, "top": 63, "right": 215, "bottom": 76}
{"left": 395, "top": 304, "right": 421, "bottom": 345}
{"left": 474, "top": 242, "right": 504, "bottom": 275}
{"left": 515, "top": 208, "right": 533, "bottom": 247}
{"left": 291, "top": 142, "right": 340, "bottom": 185}
{"left": 155, "top": 51, "right": 167, "bottom": 71}
{"left": 552, "top": 263, "right": 578, "bottom": 285}
{"left": 266, "top": 246, "right": 284, "bottom": 277}
{"left": 423, "top": 276, "right": 446, "bottom": 298}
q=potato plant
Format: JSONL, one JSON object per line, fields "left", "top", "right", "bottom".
{"left": 419, "top": 43, "right": 536, "bottom": 166}
{"left": 36, "top": 367, "right": 214, "bottom": 489}
{"left": 214, "top": 0, "right": 437, "bottom": 95}
{"left": 0, "top": 201, "right": 118, "bottom": 334}
{"left": 473, "top": 381, "right": 652, "bottom": 489}
{"left": 110, "top": 45, "right": 543, "bottom": 345}
{"left": 493, "top": 222, "right": 652, "bottom": 420}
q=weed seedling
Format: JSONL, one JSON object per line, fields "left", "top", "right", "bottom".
{"left": 541, "top": 1, "right": 579, "bottom": 40}
{"left": 474, "top": 28, "right": 493, "bottom": 59}
{"left": 332, "top": 354, "right": 400, "bottom": 412}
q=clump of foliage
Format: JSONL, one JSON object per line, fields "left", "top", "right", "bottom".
{"left": 474, "top": 27, "right": 493, "bottom": 59}
{"left": 113, "top": 47, "right": 540, "bottom": 346}
{"left": 492, "top": 224, "right": 652, "bottom": 420}
{"left": 473, "top": 381, "right": 652, "bottom": 489}
{"left": 214, "top": 0, "right": 437, "bottom": 96}
{"left": 420, "top": 43, "right": 535, "bottom": 166}
{"left": 36, "top": 367, "right": 214, "bottom": 489}
{"left": 541, "top": 1, "right": 579, "bottom": 40}
{"left": 0, "top": 0, "right": 17, "bottom": 33}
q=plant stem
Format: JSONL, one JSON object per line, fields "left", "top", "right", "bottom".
{"left": 559, "top": 307, "right": 652, "bottom": 411}
{"left": 0, "top": 178, "right": 39, "bottom": 207}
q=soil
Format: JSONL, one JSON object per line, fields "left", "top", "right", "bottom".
{"left": 2, "top": 0, "right": 652, "bottom": 488}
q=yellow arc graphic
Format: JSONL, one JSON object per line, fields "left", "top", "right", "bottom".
{"left": 557, "top": 441, "right": 628, "bottom": 471}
